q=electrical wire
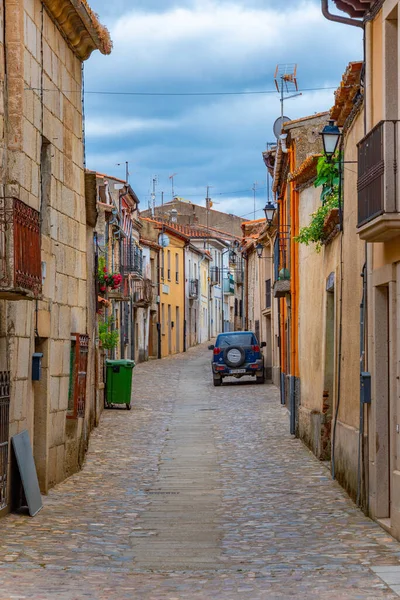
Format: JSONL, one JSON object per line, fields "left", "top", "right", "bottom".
{"left": 25, "top": 85, "right": 351, "bottom": 97}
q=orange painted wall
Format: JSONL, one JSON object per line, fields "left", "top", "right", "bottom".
{"left": 278, "top": 145, "right": 299, "bottom": 378}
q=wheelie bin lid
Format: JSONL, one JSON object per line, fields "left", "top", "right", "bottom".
{"left": 106, "top": 359, "right": 135, "bottom": 368}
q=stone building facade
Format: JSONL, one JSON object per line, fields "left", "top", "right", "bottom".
{"left": 327, "top": 0, "right": 400, "bottom": 540}
{"left": 141, "top": 197, "right": 245, "bottom": 238}
{"left": 0, "top": 0, "right": 111, "bottom": 515}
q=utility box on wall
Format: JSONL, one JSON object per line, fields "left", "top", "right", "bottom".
{"left": 32, "top": 353, "right": 43, "bottom": 381}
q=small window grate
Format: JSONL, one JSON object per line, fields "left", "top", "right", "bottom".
{"left": 0, "top": 371, "right": 10, "bottom": 510}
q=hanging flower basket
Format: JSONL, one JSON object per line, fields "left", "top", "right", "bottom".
{"left": 97, "top": 257, "right": 122, "bottom": 293}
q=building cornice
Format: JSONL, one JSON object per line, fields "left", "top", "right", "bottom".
{"left": 43, "top": 0, "right": 112, "bottom": 61}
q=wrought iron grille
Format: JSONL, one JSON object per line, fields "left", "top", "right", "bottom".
{"left": 77, "top": 335, "right": 89, "bottom": 418}
{"left": 68, "top": 335, "right": 89, "bottom": 419}
{"left": 0, "top": 198, "right": 41, "bottom": 294}
{"left": 124, "top": 239, "right": 143, "bottom": 276}
{"left": 357, "top": 120, "right": 385, "bottom": 226}
{"left": 189, "top": 279, "right": 199, "bottom": 298}
{"left": 0, "top": 371, "right": 10, "bottom": 510}
{"left": 210, "top": 266, "right": 220, "bottom": 285}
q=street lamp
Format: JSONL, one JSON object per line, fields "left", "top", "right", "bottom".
{"left": 320, "top": 120, "right": 341, "bottom": 162}
{"left": 263, "top": 201, "right": 276, "bottom": 225}
{"left": 256, "top": 243, "right": 263, "bottom": 259}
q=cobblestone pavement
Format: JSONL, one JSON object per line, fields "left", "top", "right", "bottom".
{"left": 1, "top": 344, "right": 400, "bottom": 599}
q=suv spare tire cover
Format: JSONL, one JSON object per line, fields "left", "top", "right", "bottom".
{"left": 224, "top": 346, "right": 246, "bottom": 367}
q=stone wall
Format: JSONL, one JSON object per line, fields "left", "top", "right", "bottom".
{"left": 4, "top": 0, "right": 91, "bottom": 496}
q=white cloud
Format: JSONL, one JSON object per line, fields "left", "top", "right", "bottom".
{"left": 84, "top": 0, "right": 363, "bottom": 216}
{"left": 85, "top": 116, "right": 177, "bottom": 137}
{"left": 102, "top": 0, "right": 360, "bottom": 85}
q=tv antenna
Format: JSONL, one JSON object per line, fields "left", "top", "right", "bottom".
{"left": 150, "top": 175, "right": 158, "bottom": 216}
{"left": 274, "top": 64, "right": 302, "bottom": 120}
{"left": 116, "top": 161, "right": 129, "bottom": 184}
{"left": 169, "top": 173, "right": 177, "bottom": 200}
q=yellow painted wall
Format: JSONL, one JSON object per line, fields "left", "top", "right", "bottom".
{"left": 160, "top": 235, "right": 185, "bottom": 357}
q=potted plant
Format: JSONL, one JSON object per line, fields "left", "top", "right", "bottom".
{"left": 98, "top": 257, "right": 122, "bottom": 293}
{"left": 99, "top": 317, "right": 119, "bottom": 351}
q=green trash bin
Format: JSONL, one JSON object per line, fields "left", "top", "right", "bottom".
{"left": 105, "top": 359, "right": 135, "bottom": 410}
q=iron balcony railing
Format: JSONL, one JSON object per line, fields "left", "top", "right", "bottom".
{"left": 189, "top": 278, "right": 199, "bottom": 299}
{"left": 357, "top": 120, "right": 398, "bottom": 227}
{"left": 0, "top": 198, "right": 41, "bottom": 298}
{"left": 121, "top": 239, "right": 143, "bottom": 277}
{"left": 235, "top": 266, "right": 244, "bottom": 284}
{"left": 358, "top": 120, "right": 385, "bottom": 226}
{"left": 210, "top": 266, "right": 220, "bottom": 285}
{"left": 133, "top": 278, "right": 152, "bottom": 305}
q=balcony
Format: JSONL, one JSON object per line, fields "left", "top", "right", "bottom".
{"left": 189, "top": 279, "right": 199, "bottom": 299}
{"left": 210, "top": 266, "right": 220, "bottom": 286}
{"left": 122, "top": 240, "right": 143, "bottom": 279}
{"left": 223, "top": 274, "right": 235, "bottom": 295}
{"left": 235, "top": 267, "right": 244, "bottom": 285}
{"left": 273, "top": 278, "right": 291, "bottom": 298}
{"left": 133, "top": 279, "right": 152, "bottom": 306}
{"left": 357, "top": 120, "right": 400, "bottom": 242}
{"left": 0, "top": 198, "right": 41, "bottom": 300}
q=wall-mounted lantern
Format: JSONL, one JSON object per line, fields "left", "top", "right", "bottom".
{"left": 263, "top": 201, "right": 276, "bottom": 225}
{"left": 320, "top": 120, "right": 341, "bottom": 162}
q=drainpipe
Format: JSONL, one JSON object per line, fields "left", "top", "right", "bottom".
{"left": 245, "top": 253, "right": 249, "bottom": 330}
{"left": 183, "top": 244, "right": 187, "bottom": 352}
{"left": 321, "top": 0, "right": 364, "bottom": 28}
{"left": 157, "top": 247, "right": 162, "bottom": 360}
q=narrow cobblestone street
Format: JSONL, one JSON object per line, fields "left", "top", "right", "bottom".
{"left": 2, "top": 344, "right": 400, "bottom": 599}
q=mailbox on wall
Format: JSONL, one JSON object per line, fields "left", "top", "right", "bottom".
{"left": 361, "top": 372, "right": 371, "bottom": 404}
{"left": 32, "top": 353, "right": 43, "bottom": 381}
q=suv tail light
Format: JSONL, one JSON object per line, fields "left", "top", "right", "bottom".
{"left": 213, "top": 347, "right": 221, "bottom": 355}
{"left": 252, "top": 345, "right": 260, "bottom": 352}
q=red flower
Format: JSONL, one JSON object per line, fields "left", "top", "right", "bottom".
{"left": 100, "top": 285, "right": 106, "bottom": 292}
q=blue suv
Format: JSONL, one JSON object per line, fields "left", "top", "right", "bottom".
{"left": 208, "top": 331, "right": 266, "bottom": 387}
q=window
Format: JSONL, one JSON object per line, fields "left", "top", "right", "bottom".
{"left": 67, "top": 334, "right": 89, "bottom": 419}
{"left": 266, "top": 279, "right": 271, "bottom": 309}
{"left": 161, "top": 303, "right": 165, "bottom": 335}
{"left": 161, "top": 250, "right": 165, "bottom": 280}
{"left": 175, "top": 253, "right": 179, "bottom": 283}
{"left": 216, "top": 333, "right": 255, "bottom": 346}
{"left": 167, "top": 250, "right": 171, "bottom": 280}
{"left": 234, "top": 298, "right": 238, "bottom": 317}
{"left": 239, "top": 299, "right": 243, "bottom": 318}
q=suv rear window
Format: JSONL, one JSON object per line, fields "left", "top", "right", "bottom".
{"left": 216, "top": 333, "right": 255, "bottom": 347}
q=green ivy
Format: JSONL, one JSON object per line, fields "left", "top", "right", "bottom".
{"left": 294, "top": 155, "right": 340, "bottom": 252}
{"left": 99, "top": 317, "right": 119, "bottom": 350}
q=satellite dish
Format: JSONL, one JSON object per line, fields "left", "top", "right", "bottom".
{"left": 273, "top": 116, "right": 291, "bottom": 139}
{"left": 158, "top": 233, "right": 170, "bottom": 248}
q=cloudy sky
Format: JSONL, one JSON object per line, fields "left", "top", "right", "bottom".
{"left": 84, "top": 0, "right": 362, "bottom": 219}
